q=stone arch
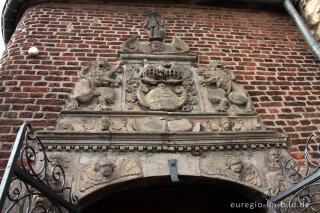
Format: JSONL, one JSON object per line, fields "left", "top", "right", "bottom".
{"left": 79, "top": 175, "right": 266, "bottom": 213}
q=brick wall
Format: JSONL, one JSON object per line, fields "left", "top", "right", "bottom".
{"left": 0, "top": 3, "right": 319, "bottom": 176}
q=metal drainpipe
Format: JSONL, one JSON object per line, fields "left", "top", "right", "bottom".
{"left": 283, "top": 0, "right": 320, "bottom": 61}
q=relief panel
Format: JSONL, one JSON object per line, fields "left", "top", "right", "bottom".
{"left": 124, "top": 61, "right": 201, "bottom": 112}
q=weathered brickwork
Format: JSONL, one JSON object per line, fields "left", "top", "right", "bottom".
{"left": 0, "top": 3, "right": 319, "bottom": 176}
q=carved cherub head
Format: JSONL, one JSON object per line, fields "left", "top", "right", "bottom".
{"left": 229, "top": 157, "right": 243, "bottom": 173}
{"left": 220, "top": 118, "right": 232, "bottom": 131}
{"left": 94, "top": 159, "right": 115, "bottom": 177}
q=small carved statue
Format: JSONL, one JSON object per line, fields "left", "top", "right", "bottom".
{"left": 143, "top": 9, "right": 165, "bottom": 41}
{"left": 66, "top": 61, "right": 124, "bottom": 111}
{"left": 200, "top": 61, "right": 253, "bottom": 113}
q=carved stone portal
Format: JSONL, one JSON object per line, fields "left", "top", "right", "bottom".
{"left": 43, "top": 9, "right": 291, "bottom": 204}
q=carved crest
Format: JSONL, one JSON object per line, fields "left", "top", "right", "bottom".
{"left": 136, "top": 62, "right": 197, "bottom": 111}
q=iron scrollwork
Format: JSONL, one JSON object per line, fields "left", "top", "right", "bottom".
{"left": 267, "top": 127, "right": 320, "bottom": 213}
{"left": 0, "top": 122, "right": 79, "bottom": 213}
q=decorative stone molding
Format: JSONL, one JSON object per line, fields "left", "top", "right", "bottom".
{"left": 39, "top": 129, "right": 288, "bottom": 152}
{"left": 57, "top": 150, "right": 291, "bottom": 200}
{"left": 54, "top": 110, "right": 264, "bottom": 133}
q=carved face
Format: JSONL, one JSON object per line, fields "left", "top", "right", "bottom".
{"left": 269, "top": 150, "right": 281, "bottom": 169}
{"left": 95, "top": 159, "right": 114, "bottom": 177}
{"left": 221, "top": 118, "right": 231, "bottom": 130}
{"left": 230, "top": 157, "right": 243, "bottom": 173}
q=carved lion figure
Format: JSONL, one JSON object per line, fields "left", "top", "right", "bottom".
{"left": 200, "top": 61, "right": 253, "bottom": 112}
{"left": 66, "top": 60, "right": 124, "bottom": 110}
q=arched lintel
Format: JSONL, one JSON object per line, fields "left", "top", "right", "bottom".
{"left": 79, "top": 175, "right": 267, "bottom": 211}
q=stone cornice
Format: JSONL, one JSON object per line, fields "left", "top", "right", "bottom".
{"left": 38, "top": 130, "right": 288, "bottom": 152}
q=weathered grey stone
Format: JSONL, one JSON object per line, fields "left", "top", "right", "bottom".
{"left": 138, "top": 83, "right": 187, "bottom": 111}
{"left": 167, "top": 119, "right": 192, "bottom": 132}
{"left": 140, "top": 153, "right": 200, "bottom": 177}
{"left": 133, "top": 117, "right": 166, "bottom": 132}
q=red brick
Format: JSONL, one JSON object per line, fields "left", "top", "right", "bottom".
{"left": 26, "top": 105, "right": 40, "bottom": 111}
{"left": 42, "top": 106, "right": 62, "bottom": 112}
{"left": 296, "top": 126, "right": 317, "bottom": 132}
{"left": 23, "top": 87, "right": 50, "bottom": 92}
{"left": 260, "top": 102, "right": 283, "bottom": 107}
{"left": 29, "top": 120, "right": 57, "bottom": 127}
{"left": 19, "top": 112, "right": 33, "bottom": 118}
{"left": 0, "top": 152, "right": 11, "bottom": 159}
{"left": 4, "top": 112, "right": 18, "bottom": 118}
{"left": 36, "top": 99, "right": 65, "bottom": 105}
{"left": 0, "top": 127, "right": 11, "bottom": 133}
{"left": 0, "top": 120, "right": 23, "bottom": 126}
